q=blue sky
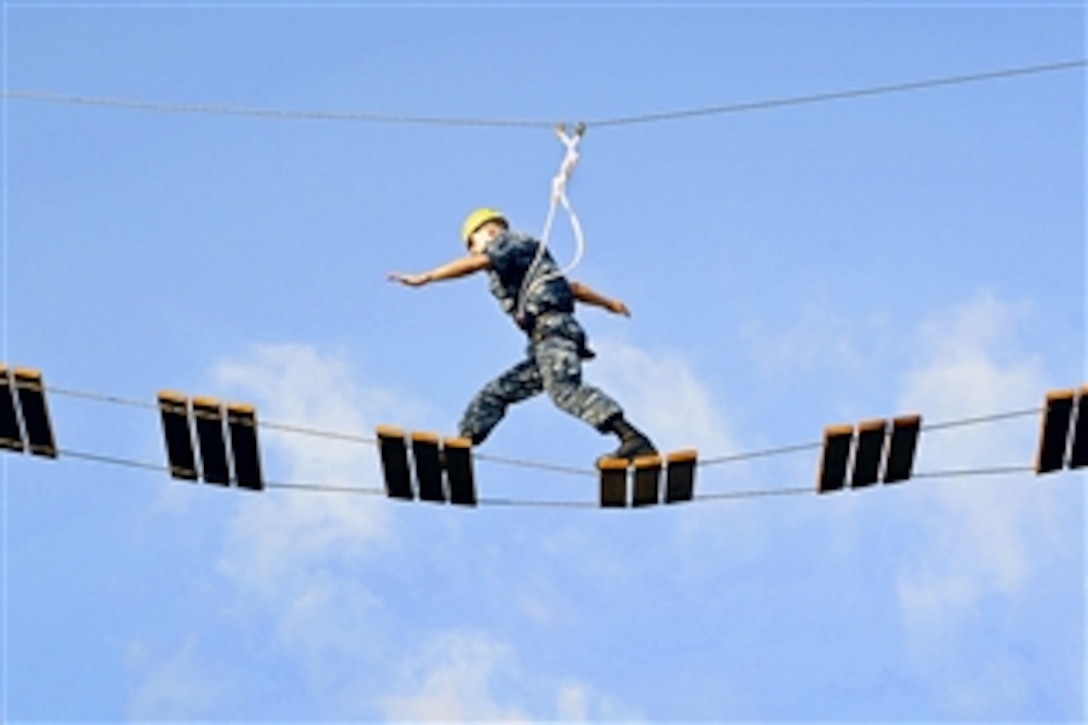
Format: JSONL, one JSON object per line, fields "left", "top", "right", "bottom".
{"left": 2, "top": 2, "right": 1085, "bottom": 722}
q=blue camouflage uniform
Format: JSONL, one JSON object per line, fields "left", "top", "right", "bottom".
{"left": 458, "top": 230, "right": 623, "bottom": 444}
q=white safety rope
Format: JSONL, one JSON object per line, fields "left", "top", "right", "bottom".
{"left": 516, "top": 123, "right": 587, "bottom": 326}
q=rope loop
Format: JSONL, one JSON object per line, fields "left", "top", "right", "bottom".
{"left": 516, "top": 123, "right": 588, "bottom": 326}
{"left": 551, "top": 122, "right": 584, "bottom": 201}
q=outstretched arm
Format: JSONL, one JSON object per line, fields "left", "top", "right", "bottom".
{"left": 570, "top": 280, "right": 631, "bottom": 317}
{"left": 388, "top": 253, "right": 491, "bottom": 287}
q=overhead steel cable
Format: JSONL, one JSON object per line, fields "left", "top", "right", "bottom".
{"left": 587, "top": 58, "right": 1088, "bottom": 128}
{"left": 3, "top": 58, "right": 1084, "bottom": 131}
{"left": 0, "top": 89, "right": 558, "bottom": 129}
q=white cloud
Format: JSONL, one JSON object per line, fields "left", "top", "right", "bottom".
{"left": 380, "top": 631, "right": 529, "bottom": 722}
{"left": 590, "top": 338, "right": 739, "bottom": 457}
{"left": 888, "top": 293, "right": 1077, "bottom": 716}
{"left": 379, "top": 630, "right": 641, "bottom": 723}
{"left": 203, "top": 343, "right": 441, "bottom": 686}
{"left": 741, "top": 304, "right": 888, "bottom": 376}
{"left": 893, "top": 294, "right": 1059, "bottom": 621}
{"left": 554, "top": 682, "right": 643, "bottom": 722}
{"left": 212, "top": 343, "right": 402, "bottom": 597}
{"left": 575, "top": 338, "right": 780, "bottom": 570}
{"left": 126, "top": 639, "right": 228, "bottom": 721}
{"left": 201, "top": 344, "right": 641, "bottom": 721}
{"left": 127, "top": 343, "right": 422, "bottom": 719}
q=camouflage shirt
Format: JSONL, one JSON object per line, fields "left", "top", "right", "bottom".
{"left": 484, "top": 231, "right": 574, "bottom": 330}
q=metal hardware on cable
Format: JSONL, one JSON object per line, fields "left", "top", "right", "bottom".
{"left": 515, "top": 123, "right": 588, "bottom": 328}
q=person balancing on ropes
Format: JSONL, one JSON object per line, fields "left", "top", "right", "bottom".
{"left": 388, "top": 208, "right": 657, "bottom": 461}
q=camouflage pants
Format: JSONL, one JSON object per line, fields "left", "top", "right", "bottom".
{"left": 458, "top": 333, "right": 622, "bottom": 444}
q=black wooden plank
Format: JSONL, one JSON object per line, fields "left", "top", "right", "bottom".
{"left": 227, "top": 403, "right": 264, "bottom": 491}
{"left": 1036, "top": 390, "right": 1075, "bottom": 474}
{"left": 632, "top": 455, "right": 662, "bottom": 507}
{"left": 443, "top": 437, "right": 476, "bottom": 506}
{"left": 0, "top": 367, "right": 24, "bottom": 453}
{"left": 412, "top": 431, "right": 446, "bottom": 503}
{"left": 599, "top": 458, "right": 628, "bottom": 508}
{"left": 193, "top": 397, "right": 230, "bottom": 486}
{"left": 664, "top": 450, "right": 698, "bottom": 504}
{"left": 884, "top": 415, "right": 921, "bottom": 484}
{"left": 14, "top": 369, "right": 56, "bottom": 458}
{"left": 818, "top": 424, "right": 854, "bottom": 494}
{"left": 851, "top": 419, "right": 887, "bottom": 489}
{"left": 377, "top": 426, "right": 413, "bottom": 500}
{"left": 157, "top": 391, "right": 198, "bottom": 480}
{"left": 1070, "top": 389, "right": 1088, "bottom": 470}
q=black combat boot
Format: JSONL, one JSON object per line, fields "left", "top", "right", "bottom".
{"left": 600, "top": 414, "right": 657, "bottom": 460}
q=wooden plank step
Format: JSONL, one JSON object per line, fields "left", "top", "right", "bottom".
{"left": 664, "top": 449, "right": 698, "bottom": 504}
{"left": 227, "top": 403, "right": 264, "bottom": 492}
{"left": 1036, "top": 389, "right": 1075, "bottom": 475}
{"left": 633, "top": 454, "right": 662, "bottom": 507}
{"left": 851, "top": 419, "right": 888, "bottom": 489}
{"left": 443, "top": 436, "right": 477, "bottom": 507}
{"left": 411, "top": 431, "right": 446, "bottom": 503}
{"left": 157, "top": 391, "right": 198, "bottom": 480}
{"left": 884, "top": 415, "right": 921, "bottom": 484}
{"left": 192, "top": 397, "right": 230, "bottom": 486}
{"left": 377, "top": 425, "right": 413, "bottom": 500}
{"left": 818, "top": 424, "right": 854, "bottom": 494}
{"left": 598, "top": 457, "right": 628, "bottom": 508}
{"left": 0, "top": 366, "right": 24, "bottom": 453}
{"left": 14, "top": 368, "right": 56, "bottom": 458}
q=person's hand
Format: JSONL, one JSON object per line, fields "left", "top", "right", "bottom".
{"left": 608, "top": 299, "right": 631, "bottom": 317}
{"left": 388, "top": 272, "right": 430, "bottom": 287}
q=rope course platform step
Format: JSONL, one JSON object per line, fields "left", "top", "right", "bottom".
{"left": 817, "top": 415, "right": 923, "bottom": 494}
{"left": 376, "top": 426, "right": 477, "bottom": 507}
{"left": 156, "top": 391, "right": 264, "bottom": 491}
{"left": 1, "top": 362, "right": 1085, "bottom": 509}
{"left": 598, "top": 450, "right": 699, "bottom": 508}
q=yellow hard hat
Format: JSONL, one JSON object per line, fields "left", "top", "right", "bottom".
{"left": 461, "top": 208, "right": 506, "bottom": 244}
